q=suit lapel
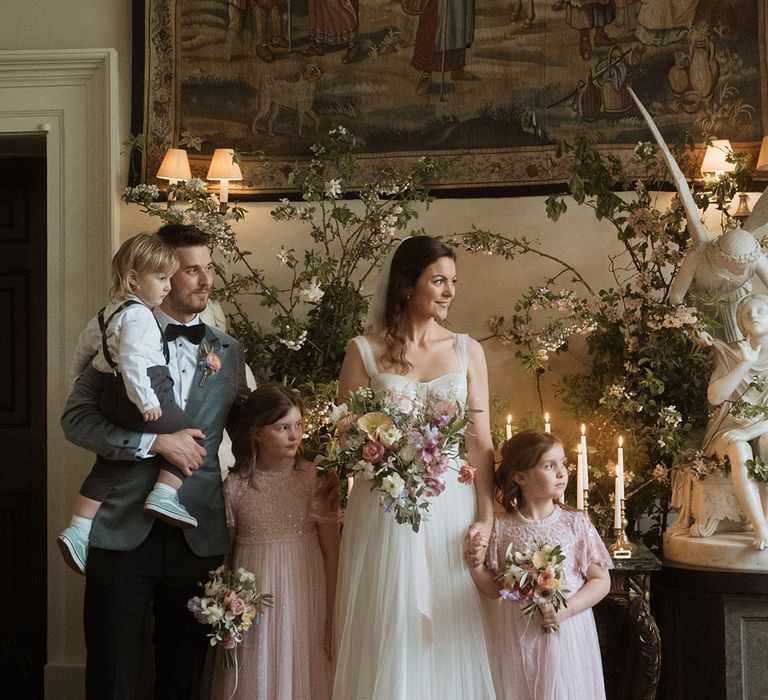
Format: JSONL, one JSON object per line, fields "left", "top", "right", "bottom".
{"left": 186, "top": 328, "right": 230, "bottom": 416}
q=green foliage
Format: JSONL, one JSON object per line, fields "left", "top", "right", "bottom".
{"left": 449, "top": 137, "right": 748, "bottom": 547}
{"left": 123, "top": 127, "right": 444, "bottom": 451}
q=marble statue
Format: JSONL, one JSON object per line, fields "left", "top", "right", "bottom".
{"left": 630, "top": 89, "right": 768, "bottom": 567}
{"left": 698, "top": 294, "right": 768, "bottom": 550}
{"left": 630, "top": 89, "right": 768, "bottom": 343}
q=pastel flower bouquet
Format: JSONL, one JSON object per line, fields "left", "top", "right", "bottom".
{"left": 497, "top": 540, "right": 569, "bottom": 633}
{"left": 188, "top": 565, "right": 274, "bottom": 668}
{"left": 328, "top": 386, "right": 475, "bottom": 532}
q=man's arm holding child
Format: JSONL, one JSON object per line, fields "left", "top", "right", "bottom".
{"left": 62, "top": 364, "right": 206, "bottom": 473}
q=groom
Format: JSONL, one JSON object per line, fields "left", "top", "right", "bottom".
{"left": 61, "top": 224, "right": 249, "bottom": 699}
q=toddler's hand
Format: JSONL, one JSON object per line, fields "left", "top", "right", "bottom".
{"left": 143, "top": 406, "right": 162, "bottom": 422}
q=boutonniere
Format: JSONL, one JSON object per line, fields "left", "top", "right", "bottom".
{"left": 198, "top": 343, "right": 222, "bottom": 387}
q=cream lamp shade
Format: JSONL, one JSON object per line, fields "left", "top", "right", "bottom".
{"left": 156, "top": 148, "right": 192, "bottom": 182}
{"left": 700, "top": 139, "right": 735, "bottom": 177}
{"left": 206, "top": 148, "right": 242, "bottom": 204}
{"left": 756, "top": 136, "right": 768, "bottom": 171}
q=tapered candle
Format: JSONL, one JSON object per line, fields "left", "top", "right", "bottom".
{"left": 580, "top": 424, "right": 589, "bottom": 504}
{"left": 614, "top": 435, "right": 625, "bottom": 529}
{"left": 544, "top": 412, "right": 551, "bottom": 433}
{"left": 576, "top": 443, "right": 584, "bottom": 510}
{"left": 506, "top": 414, "right": 513, "bottom": 440}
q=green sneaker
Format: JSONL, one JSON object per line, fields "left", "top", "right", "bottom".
{"left": 144, "top": 489, "right": 198, "bottom": 528}
{"left": 57, "top": 526, "right": 88, "bottom": 575}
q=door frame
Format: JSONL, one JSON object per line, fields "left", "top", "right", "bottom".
{"left": 0, "top": 49, "right": 119, "bottom": 698}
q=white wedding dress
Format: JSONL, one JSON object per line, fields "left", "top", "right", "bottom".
{"left": 333, "top": 334, "right": 496, "bottom": 700}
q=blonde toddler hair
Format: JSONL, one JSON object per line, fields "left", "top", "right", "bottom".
{"left": 110, "top": 233, "right": 179, "bottom": 301}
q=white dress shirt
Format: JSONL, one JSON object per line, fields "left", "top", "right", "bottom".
{"left": 136, "top": 307, "right": 205, "bottom": 457}
{"left": 70, "top": 295, "right": 167, "bottom": 412}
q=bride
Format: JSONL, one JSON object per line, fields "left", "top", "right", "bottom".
{"left": 333, "top": 236, "right": 496, "bottom": 699}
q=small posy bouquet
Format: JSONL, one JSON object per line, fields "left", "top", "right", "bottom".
{"left": 497, "top": 540, "right": 569, "bottom": 633}
{"left": 328, "top": 386, "right": 474, "bottom": 532}
{"left": 187, "top": 565, "right": 274, "bottom": 668}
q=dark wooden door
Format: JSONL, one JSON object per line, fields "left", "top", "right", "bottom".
{"left": 0, "top": 142, "right": 47, "bottom": 698}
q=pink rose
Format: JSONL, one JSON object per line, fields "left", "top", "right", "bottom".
{"left": 205, "top": 350, "right": 222, "bottom": 372}
{"left": 229, "top": 596, "right": 246, "bottom": 616}
{"left": 361, "top": 440, "right": 386, "bottom": 464}
{"left": 536, "top": 569, "right": 556, "bottom": 590}
{"left": 458, "top": 465, "right": 476, "bottom": 485}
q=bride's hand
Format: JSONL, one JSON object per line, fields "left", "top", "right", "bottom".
{"left": 464, "top": 521, "right": 492, "bottom": 567}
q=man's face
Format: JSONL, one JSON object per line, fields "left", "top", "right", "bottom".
{"left": 160, "top": 245, "right": 213, "bottom": 322}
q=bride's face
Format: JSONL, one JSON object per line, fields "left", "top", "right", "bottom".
{"left": 408, "top": 256, "right": 457, "bottom": 322}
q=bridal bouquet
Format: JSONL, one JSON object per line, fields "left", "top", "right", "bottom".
{"left": 187, "top": 565, "right": 274, "bottom": 668}
{"left": 329, "top": 386, "right": 475, "bottom": 532}
{"left": 497, "top": 540, "right": 569, "bottom": 633}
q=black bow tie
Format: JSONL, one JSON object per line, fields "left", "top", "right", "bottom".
{"left": 165, "top": 323, "right": 206, "bottom": 345}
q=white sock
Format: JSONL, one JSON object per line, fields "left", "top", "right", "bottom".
{"left": 70, "top": 515, "right": 92, "bottom": 535}
{"left": 152, "top": 482, "right": 177, "bottom": 496}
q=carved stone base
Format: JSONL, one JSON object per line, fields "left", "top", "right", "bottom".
{"left": 689, "top": 475, "right": 748, "bottom": 537}
{"left": 664, "top": 531, "right": 768, "bottom": 572}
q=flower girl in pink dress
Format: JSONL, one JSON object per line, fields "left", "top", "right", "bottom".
{"left": 211, "top": 384, "right": 340, "bottom": 700}
{"left": 465, "top": 430, "right": 612, "bottom": 700}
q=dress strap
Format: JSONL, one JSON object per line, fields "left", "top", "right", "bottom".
{"left": 351, "top": 336, "right": 379, "bottom": 379}
{"left": 454, "top": 333, "right": 470, "bottom": 375}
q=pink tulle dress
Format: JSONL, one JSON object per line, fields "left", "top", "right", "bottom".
{"left": 211, "top": 459, "right": 338, "bottom": 700}
{"left": 484, "top": 506, "right": 612, "bottom": 700}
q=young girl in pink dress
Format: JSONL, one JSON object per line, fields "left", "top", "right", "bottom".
{"left": 465, "top": 430, "right": 612, "bottom": 700}
{"left": 211, "top": 384, "right": 340, "bottom": 700}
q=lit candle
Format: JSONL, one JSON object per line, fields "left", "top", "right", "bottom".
{"left": 576, "top": 443, "right": 584, "bottom": 510}
{"left": 580, "top": 424, "right": 589, "bottom": 506}
{"left": 506, "top": 414, "right": 513, "bottom": 440}
{"left": 614, "top": 435, "right": 625, "bottom": 529}
{"left": 544, "top": 412, "right": 551, "bottom": 433}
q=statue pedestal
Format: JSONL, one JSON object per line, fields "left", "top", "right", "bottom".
{"left": 688, "top": 474, "right": 747, "bottom": 537}
{"left": 666, "top": 471, "right": 768, "bottom": 571}
{"left": 664, "top": 531, "right": 768, "bottom": 572}
{"left": 655, "top": 563, "right": 768, "bottom": 699}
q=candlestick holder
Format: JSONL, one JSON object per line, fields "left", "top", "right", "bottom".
{"left": 582, "top": 488, "right": 589, "bottom": 511}
{"left": 609, "top": 500, "right": 636, "bottom": 559}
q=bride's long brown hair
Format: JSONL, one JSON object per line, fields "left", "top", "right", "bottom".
{"left": 381, "top": 236, "right": 456, "bottom": 374}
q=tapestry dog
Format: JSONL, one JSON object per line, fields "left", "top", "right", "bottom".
{"left": 251, "top": 63, "right": 323, "bottom": 138}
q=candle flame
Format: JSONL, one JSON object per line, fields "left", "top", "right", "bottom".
{"left": 619, "top": 435, "right": 623, "bottom": 447}
{"left": 544, "top": 412, "right": 550, "bottom": 422}
{"left": 506, "top": 414, "right": 512, "bottom": 424}
{"left": 581, "top": 423, "right": 586, "bottom": 435}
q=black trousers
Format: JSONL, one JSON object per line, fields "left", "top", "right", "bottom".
{"left": 83, "top": 521, "right": 223, "bottom": 700}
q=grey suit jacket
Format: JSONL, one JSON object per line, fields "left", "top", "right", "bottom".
{"left": 61, "top": 325, "right": 249, "bottom": 557}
